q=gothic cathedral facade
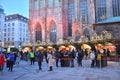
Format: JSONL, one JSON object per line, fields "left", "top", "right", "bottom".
{"left": 29, "top": 0, "right": 116, "bottom": 43}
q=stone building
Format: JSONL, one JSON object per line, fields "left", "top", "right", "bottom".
{"left": 29, "top": 0, "right": 120, "bottom": 44}
{"left": 4, "top": 14, "right": 29, "bottom": 49}
{"left": 0, "top": 5, "right": 5, "bottom": 51}
{"left": 93, "top": 17, "right": 120, "bottom": 40}
{"left": 29, "top": 0, "right": 95, "bottom": 44}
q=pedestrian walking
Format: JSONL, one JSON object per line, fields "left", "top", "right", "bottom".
{"left": 69, "top": 49, "right": 75, "bottom": 67}
{"left": 36, "top": 50, "right": 44, "bottom": 71}
{"left": 97, "top": 50, "right": 102, "bottom": 68}
{"left": 90, "top": 50, "right": 95, "bottom": 68}
{"left": 30, "top": 51, "right": 35, "bottom": 65}
{"left": 106, "top": 49, "right": 110, "bottom": 57}
{"left": 55, "top": 50, "right": 60, "bottom": 67}
{"left": 16, "top": 51, "right": 21, "bottom": 65}
{"left": 85, "top": 49, "right": 88, "bottom": 60}
{"left": 8, "top": 52, "right": 15, "bottom": 72}
{"left": 47, "top": 51, "right": 55, "bottom": 71}
{"left": 14, "top": 52, "right": 17, "bottom": 65}
{"left": 60, "top": 50, "right": 64, "bottom": 67}
{"left": 76, "top": 49, "right": 84, "bottom": 66}
{"left": 26, "top": 51, "right": 31, "bottom": 65}
{"left": 43, "top": 50, "right": 48, "bottom": 63}
{"left": 0, "top": 52, "right": 5, "bottom": 74}
{"left": 5, "top": 53, "right": 10, "bottom": 68}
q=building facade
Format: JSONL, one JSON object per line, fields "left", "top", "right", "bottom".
{"left": 29, "top": 0, "right": 120, "bottom": 44}
{"left": 0, "top": 5, "right": 5, "bottom": 42}
{"left": 29, "top": 0, "right": 67, "bottom": 44}
{"left": 94, "top": 17, "right": 120, "bottom": 40}
{"left": 0, "top": 5, "right": 5, "bottom": 51}
{"left": 4, "top": 14, "right": 29, "bottom": 49}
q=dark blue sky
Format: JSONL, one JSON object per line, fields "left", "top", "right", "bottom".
{"left": 0, "top": 0, "right": 29, "bottom": 18}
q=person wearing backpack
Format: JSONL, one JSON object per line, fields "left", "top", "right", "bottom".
{"left": 90, "top": 50, "right": 95, "bottom": 68}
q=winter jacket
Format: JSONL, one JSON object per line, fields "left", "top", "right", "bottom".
{"left": 8, "top": 53, "right": 15, "bottom": 62}
{"left": 36, "top": 51, "right": 44, "bottom": 62}
{"left": 47, "top": 53, "right": 55, "bottom": 66}
{"left": 0, "top": 54, "right": 5, "bottom": 66}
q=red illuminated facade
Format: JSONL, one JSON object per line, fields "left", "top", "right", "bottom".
{"left": 29, "top": 0, "right": 118, "bottom": 43}
{"left": 29, "top": 0, "right": 69, "bottom": 43}
{"left": 29, "top": 0, "right": 94, "bottom": 43}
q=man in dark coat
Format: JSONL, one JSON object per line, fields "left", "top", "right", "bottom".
{"left": 55, "top": 50, "right": 60, "bottom": 67}
{"left": 77, "top": 49, "right": 84, "bottom": 66}
{"left": 43, "top": 50, "right": 48, "bottom": 63}
{"left": 36, "top": 50, "right": 44, "bottom": 71}
{"left": 69, "top": 49, "right": 75, "bottom": 67}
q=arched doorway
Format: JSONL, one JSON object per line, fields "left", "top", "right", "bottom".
{"left": 49, "top": 21, "right": 57, "bottom": 43}
{"left": 35, "top": 22, "right": 42, "bottom": 42}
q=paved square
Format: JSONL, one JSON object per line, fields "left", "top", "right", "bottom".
{"left": 0, "top": 60, "right": 120, "bottom": 80}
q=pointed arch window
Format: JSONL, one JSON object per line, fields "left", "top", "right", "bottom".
{"left": 49, "top": 21, "right": 57, "bottom": 43}
{"left": 35, "top": 23, "right": 42, "bottom": 41}
{"left": 54, "top": 0, "right": 59, "bottom": 7}
{"left": 40, "top": 0, "right": 44, "bottom": 9}
{"left": 34, "top": 0, "right": 38, "bottom": 10}
{"left": 79, "top": 0, "right": 88, "bottom": 24}
{"left": 48, "top": 0, "right": 52, "bottom": 8}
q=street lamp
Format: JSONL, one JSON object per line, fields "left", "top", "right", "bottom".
{"left": 32, "top": 30, "right": 35, "bottom": 52}
{"left": 19, "top": 45, "right": 21, "bottom": 51}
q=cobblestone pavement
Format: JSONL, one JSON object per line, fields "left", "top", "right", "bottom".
{"left": 0, "top": 60, "right": 120, "bottom": 80}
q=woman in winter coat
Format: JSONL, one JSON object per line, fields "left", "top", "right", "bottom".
{"left": 16, "top": 51, "right": 21, "bottom": 65}
{"left": 0, "top": 52, "right": 5, "bottom": 74}
{"left": 47, "top": 51, "right": 55, "bottom": 71}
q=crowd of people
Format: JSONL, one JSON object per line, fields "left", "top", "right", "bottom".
{"left": 0, "top": 51, "right": 21, "bottom": 74}
{"left": 0, "top": 47, "right": 112, "bottom": 74}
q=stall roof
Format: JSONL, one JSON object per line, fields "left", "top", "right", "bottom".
{"left": 96, "top": 17, "right": 120, "bottom": 24}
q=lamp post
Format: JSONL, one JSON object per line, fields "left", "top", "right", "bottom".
{"left": 19, "top": 45, "right": 21, "bottom": 51}
{"left": 32, "top": 29, "right": 35, "bottom": 52}
{"left": 45, "top": 1, "right": 47, "bottom": 42}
